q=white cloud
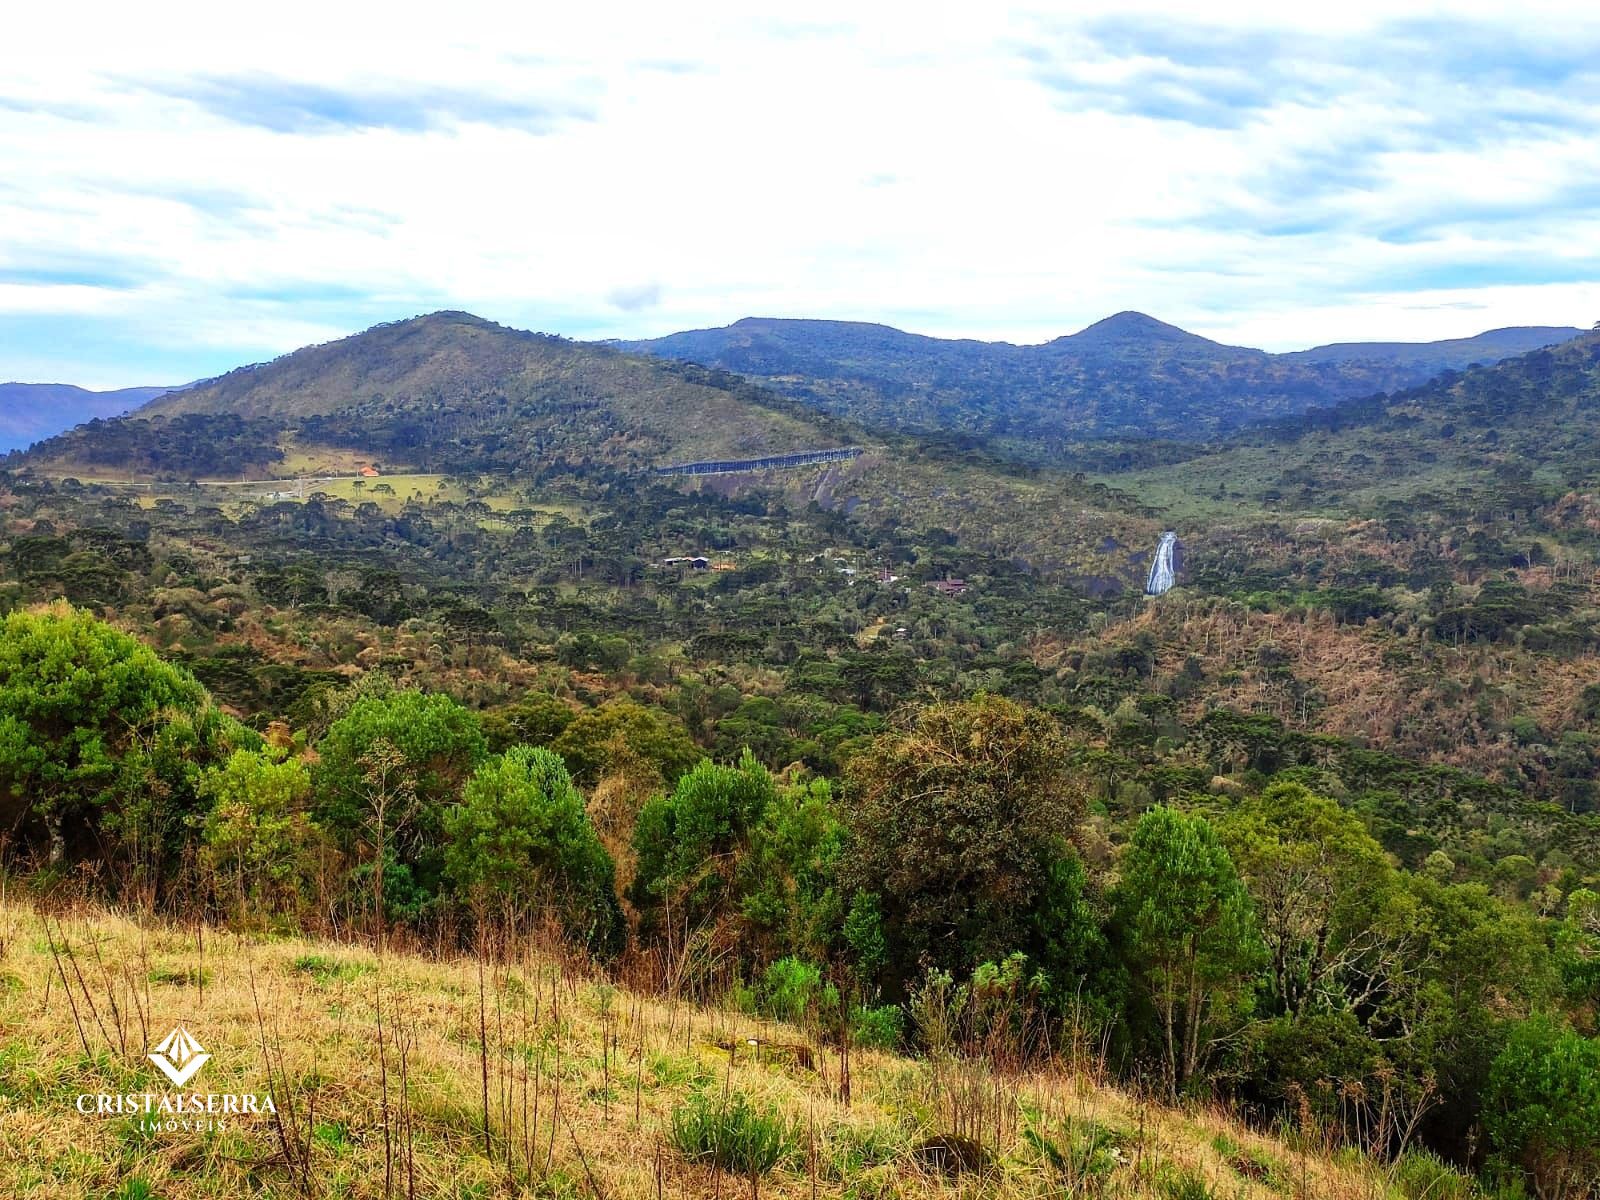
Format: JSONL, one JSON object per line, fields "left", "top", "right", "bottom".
{"left": 1, "top": 0, "right": 1598, "bottom": 384}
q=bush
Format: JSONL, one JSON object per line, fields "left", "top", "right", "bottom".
{"left": 1485, "top": 1015, "right": 1600, "bottom": 1197}
{"left": 669, "top": 1091, "right": 794, "bottom": 1177}
{"left": 851, "top": 1004, "right": 903, "bottom": 1051}
{"left": 759, "top": 957, "right": 832, "bottom": 1024}
{"left": 443, "top": 746, "right": 623, "bottom": 953}
{"left": 1390, "top": 1148, "right": 1475, "bottom": 1200}
{"left": 631, "top": 752, "right": 775, "bottom": 925}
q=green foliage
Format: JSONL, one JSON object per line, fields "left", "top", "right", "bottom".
{"left": 631, "top": 751, "right": 774, "bottom": 929}
{"left": 1485, "top": 1014, "right": 1600, "bottom": 1196}
{"left": 1022, "top": 1111, "right": 1130, "bottom": 1186}
{"left": 443, "top": 745, "right": 622, "bottom": 952}
{"left": 292, "top": 954, "right": 374, "bottom": 985}
{"left": 1220, "top": 782, "right": 1408, "bottom": 1020}
{"left": 0, "top": 603, "right": 246, "bottom": 885}
{"left": 312, "top": 687, "right": 486, "bottom": 902}
{"left": 1389, "top": 1148, "right": 1476, "bottom": 1200}
{"left": 757, "top": 957, "right": 837, "bottom": 1025}
{"left": 112, "top": 1177, "right": 157, "bottom": 1200}
{"left": 668, "top": 1091, "right": 794, "bottom": 1177}
{"left": 850, "top": 1004, "right": 902, "bottom": 1051}
{"left": 840, "top": 695, "right": 1085, "bottom": 994}
{"left": 200, "top": 748, "right": 317, "bottom": 919}
{"left": 551, "top": 699, "right": 698, "bottom": 786}
{"left": 1115, "top": 806, "right": 1263, "bottom": 1091}
{"left": 1153, "top": 1163, "right": 1216, "bottom": 1200}
{"left": 481, "top": 693, "right": 575, "bottom": 753}
{"left": 738, "top": 777, "right": 844, "bottom": 963}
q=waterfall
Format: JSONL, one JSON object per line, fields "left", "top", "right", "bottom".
{"left": 1145, "top": 531, "right": 1177, "bottom": 596}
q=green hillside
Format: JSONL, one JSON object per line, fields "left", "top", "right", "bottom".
{"left": 1104, "top": 329, "right": 1600, "bottom": 521}
{"left": 6, "top": 319, "right": 1600, "bottom": 1199}
{"left": 20, "top": 312, "right": 1154, "bottom": 584}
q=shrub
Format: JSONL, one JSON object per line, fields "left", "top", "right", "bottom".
{"left": 759, "top": 957, "right": 831, "bottom": 1024}
{"left": 669, "top": 1091, "right": 794, "bottom": 1177}
{"left": 632, "top": 752, "right": 775, "bottom": 925}
{"left": 1485, "top": 1015, "right": 1600, "bottom": 1197}
{"left": 200, "top": 748, "right": 317, "bottom": 919}
{"left": 851, "top": 1004, "right": 903, "bottom": 1051}
{"left": 1154, "top": 1163, "right": 1216, "bottom": 1200}
{"left": 443, "top": 745, "right": 623, "bottom": 952}
{"left": 1390, "top": 1148, "right": 1476, "bottom": 1200}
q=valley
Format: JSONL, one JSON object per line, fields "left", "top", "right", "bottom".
{"left": 4, "top": 311, "right": 1599, "bottom": 1199}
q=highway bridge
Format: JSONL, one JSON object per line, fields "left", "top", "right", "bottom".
{"left": 655, "top": 446, "right": 863, "bottom": 477}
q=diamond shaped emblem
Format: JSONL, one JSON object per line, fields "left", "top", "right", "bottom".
{"left": 148, "top": 1026, "right": 211, "bottom": 1087}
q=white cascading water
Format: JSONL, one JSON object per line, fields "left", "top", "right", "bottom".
{"left": 1145, "top": 531, "right": 1177, "bottom": 595}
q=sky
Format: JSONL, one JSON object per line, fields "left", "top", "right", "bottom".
{"left": 2, "top": 0, "right": 1599, "bottom": 387}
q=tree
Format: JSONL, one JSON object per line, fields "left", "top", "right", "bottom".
{"left": 0, "top": 602, "right": 245, "bottom": 882}
{"left": 1220, "top": 782, "right": 1415, "bottom": 1020}
{"left": 1556, "top": 888, "right": 1600, "bottom": 1008}
{"left": 200, "top": 748, "right": 317, "bottom": 921}
{"left": 444, "top": 746, "right": 622, "bottom": 953}
{"left": 313, "top": 688, "right": 487, "bottom": 907}
{"left": 1115, "top": 806, "right": 1263, "bottom": 1093}
{"left": 551, "top": 699, "right": 698, "bottom": 786}
{"left": 632, "top": 751, "right": 775, "bottom": 934}
{"left": 1400, "top": 876, "right": 1557, "bottom": 1158}
{"left": 737, "top": 776, "right": 844, "bottom": 965}
{"left": 482, "top": 693, "right": 576, "bottom": 753}
{"left": 838, "top": 695, "right": 1086, "bottom": 996}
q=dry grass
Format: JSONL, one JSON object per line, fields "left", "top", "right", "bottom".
{"left": 0, "top": 898, "right": 1397, "bottom": 1199}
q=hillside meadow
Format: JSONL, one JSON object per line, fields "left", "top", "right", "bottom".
{"left": 0, "top": 898, "right": 1415, "bottom": 1200}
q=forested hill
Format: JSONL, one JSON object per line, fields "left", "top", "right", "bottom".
{"left": 1106, "top": 327, "right": 1600, "bottom": 518}
{"left": 18, "top": 310, "right": 1156, "bottom": 582}
{"left": 132, "top": 310, "right": 837, "bottom": 470}
{"left": 616, "top": 313, "right": 1582, "bottom": 459}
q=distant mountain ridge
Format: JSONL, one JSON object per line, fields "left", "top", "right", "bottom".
{"left": 616, "top": 314, "right": 1584, "bottom": 459}
{"left": 0, "top": 382, "right": 177, "bottom": 454}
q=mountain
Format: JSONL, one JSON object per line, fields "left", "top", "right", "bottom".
{"left": 135, "top": 310, "right": 833, "bottom": 469}
{"left": 23, "top": 311, "right": 1157, "bottom": 582}
{"left": 1105, "top": 327, "right": 1600, "bottom": 523}
{"left": 616, "top": 315, "right": 1584, "bottom": 460}
{"left": 1285, "top": 325, "right": 1586, "bottom": 372}
{"left": 0, "top": 382, "right": 176, "bottom": 453}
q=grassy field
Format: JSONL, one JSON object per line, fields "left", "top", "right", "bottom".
{"left": 0, "top": 899, "right": 1416, "bottom": 1200}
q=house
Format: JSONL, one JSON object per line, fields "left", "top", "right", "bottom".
{"left": 929, "top": 578, "right": 967, "bottom": 596}
{"left": 359, "top": 465, "right": 380, "bottom": 478}
{"left": 662, "top": 556, "right": 711, "bottom": 571}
